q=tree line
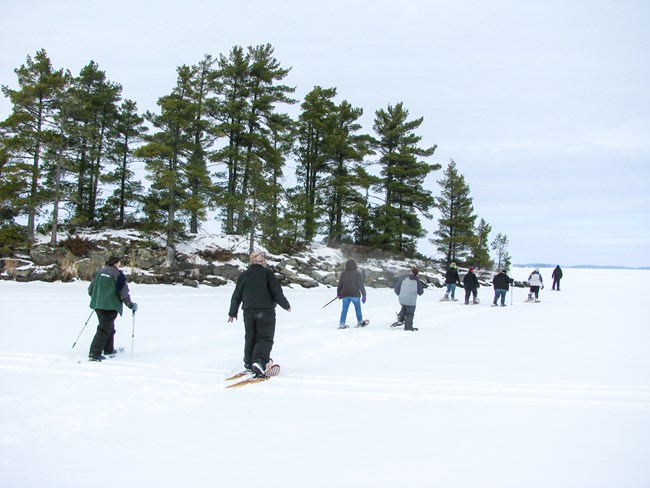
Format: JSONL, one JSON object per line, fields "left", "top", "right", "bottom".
{"left": 0, "top": 45, "right": 510, "bottom": 269}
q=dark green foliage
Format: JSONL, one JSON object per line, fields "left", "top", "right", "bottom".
{"left": 0, "top": 224, "right": 30, "bottom": 254}
{"left": 470, "top": 218, "right": 494, "bottom": 269}
{"left": 98, "top": 99, "right": 147, "bottom": 227}
{"left": 431, "top": 160, "right": 478, "bottom": 264}
{"left": 65, "top": 61, "right": 123, "bottom": 226}
{"left": 212, "top": 44, "right": 296, "bottom": 249}
{"left": 0, "top": 49, "right": 68, "bottom": 241}
{"left": 0, "top": 45, "right": 506, "bottom": 259}
{"left": 370, "top": 102, "right": 439, "bottom": 255}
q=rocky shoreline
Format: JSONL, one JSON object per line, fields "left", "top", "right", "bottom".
{"left": 0, "top": 230, "right": 506, "bottom": 290}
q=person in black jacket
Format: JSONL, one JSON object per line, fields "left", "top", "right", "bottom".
{"left": 552, "top": 265, "right": 563, "bottom": 291}
{"left": 228, "top": 251, "right": 291, "bottom": 378}
{"left": 463, "top": 267, "right": 480, "bottom": 305}
{"left": 492, "top": 269, "right": 513, "bottom": 307}
{"left": 336, "top": 259, "right": 367, "bottom": 329}
{"left": 443, "top": 262, "right": 461, "bottom": 301}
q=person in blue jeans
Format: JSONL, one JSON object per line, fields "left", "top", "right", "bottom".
{"left": 336, "top": 259, "right": 367, "bottom": 329}
{"left": 443, "top": 262, "right": 461, "bottom": 300}
{"left": 492, "top": 269, "right": 513, "bottom": 307}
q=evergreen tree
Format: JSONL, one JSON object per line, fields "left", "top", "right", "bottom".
{"left": 432, "top": 159, "right": 477, "bottom": 264}
{"left": 43, "top": 73, "right": 74, "bottom": 244}
{"left": 137, "top": 74, "right": 196, "bottom": 267}
{"left": 322, "top": 100, "right": 373, "bottom": 244}
{"left": 184, "top": 55, "right": 218, "bottom": 234}
{"left": 212, "top": 46, "right": 249, "bottom": 235}
{"left": 241, "top": 44, "right": 295, "bottom": 251}
{"left": 65, "top": 61, "right": 122, "bottom": 225}
{"left": 99, "top": 99, "right": 147, "bottom": 227}
{"left": 0, "top": 49, "right": 68, "bottom": 240}
{"left": 491, "top": 232, "right": 512, "bottom": 271}
{"left": 0, "top": 141, "right": 23, "bottom": 225}
{"left": 295, "top": 86, "right": 337, "bottom": 242}
{"left": 211, "top": 45, "right": 295, "bottom": 246}
{"left": 470, "top": 218, "right": 494, "bottom": 269}
{"left": 259, "top": 112, "right": 296, "bottom": 252}
{"left": 371, "top": 102, "right": 439, "bottom": 255}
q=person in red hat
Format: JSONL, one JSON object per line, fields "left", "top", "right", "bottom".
{"left": 463, "top": 267, "right": 480, "bottom": 305}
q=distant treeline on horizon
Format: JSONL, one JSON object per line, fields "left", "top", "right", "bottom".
{"left": 515, "top": 264, "right": 649, "bottom": 270}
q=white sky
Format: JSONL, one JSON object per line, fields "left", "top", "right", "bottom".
{"left": 1, "top": 0, "right": 649, "bottom": 266}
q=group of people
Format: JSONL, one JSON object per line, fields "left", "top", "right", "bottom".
{"left": 85, "top": 252, "right": 563, "bottom": 376}
{"left": 85, "top": 252, "right": 292, "bottom": 380}
{"left": 335, "top": 261, "right": 564, "bottom": 330}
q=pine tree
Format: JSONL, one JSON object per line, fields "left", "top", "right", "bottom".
{"left": 65, "top": 61, "right": 122, "bottom": 225}
{"left": 212, "top": 46, "right": 250, "bottom": 235}
{"left": 370, "top": 102, "right": 439, "bottom": 255}
{"left": 470, "top": 218, "right": 494, "bottom": 269}
{"left": 491, "top": 232, "right": 512, "bottom": 271}
{"left": 322, "top": 100, "right": 373, "bottom": 244}
{"left": 44, "top": 73, "right": 74, "bottom": 244}
{"left": 295, "top": 86, "right": 337, "bottom": 242}
{"left": 184, "top": 55, "right": 218, "bottom": 234}
{"left": 0, "top": 49, "right": 68, "bottom": 240}
{"left": 99, "top": 99, "right": 147, "bottom": 227}
{"left": 212, "top": 44, "right": 295, "bottom": 245}
{"left": 432, "top": 159, "right": 477, "bottom": 264}
{"left": 259, "top": 112, "right": 295, "bottom": 252}
{"left": 242, "top": 44, "right": 295, "bottom": 251}
{"left": 137, "top": 75, "right": 196, "bottom": 267}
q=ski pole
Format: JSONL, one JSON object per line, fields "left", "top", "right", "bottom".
{"left": 131, "top": 310, "right": 136, "bottom": 357}
{"left": 322, "top": 296, "right": 338, "bottom": 308}
{"left": 72, "top": 310, "right": 95, "bottom": 348}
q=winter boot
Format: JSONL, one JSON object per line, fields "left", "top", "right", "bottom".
{"left": 252, "top": 363, "right": 267, "bottom": 378}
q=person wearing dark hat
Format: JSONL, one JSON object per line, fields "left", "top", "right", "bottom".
{"left": 228, "top": 251, "right": 291, "bottom": 378}
{"left": 336, "top": 259, "right": 368, "bottom": 329}
{"left": 551, "top": 265, "right": 563, "bottom": 291}
{"left": 443, "top": 262, "right": 461, "bottom": 301}
{"left": 394, "top": 267, "right": 425, "bottom": 331}
{"left": 492, "top": 269, "right": 513, "bottom": 307}
{"left": 88, "top": 256, "right": 138, "bottom": 361}
{"left": 463, "top": 267, "right": 480, "bottom": 305}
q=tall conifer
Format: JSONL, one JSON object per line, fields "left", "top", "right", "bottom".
{"left": 432, "top": 159, "right": 477, "bottom": 264}
{"left": 371, "top": 102, "right": 439, "bottom": 255}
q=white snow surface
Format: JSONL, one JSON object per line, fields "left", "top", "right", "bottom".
{"left": 2, "top": 267, "right": 649, "bottom": 488}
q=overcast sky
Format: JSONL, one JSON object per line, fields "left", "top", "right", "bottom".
{"left": 2, "top": 0, "right": 649, "bottom": 267}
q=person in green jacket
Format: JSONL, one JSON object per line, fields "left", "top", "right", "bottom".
{"left": 88, "top": 256, "right": 138, "bottom": 361}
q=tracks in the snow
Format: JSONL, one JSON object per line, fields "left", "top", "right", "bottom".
{"left": 3, "top": 352, "right": 649, "bottom": 411}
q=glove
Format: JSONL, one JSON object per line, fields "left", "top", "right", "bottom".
{"left": 131, "top": 302, "right": 138, "bottom": 312}
{"left": 362, "top": 296, "right": 366, "bottom": 304}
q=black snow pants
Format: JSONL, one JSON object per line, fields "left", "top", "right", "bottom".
{"left": 243, "top": 310, "right": 276, "bottom": 369}
{"left": 89, "top": 309, "right": 118, "bottom": 357}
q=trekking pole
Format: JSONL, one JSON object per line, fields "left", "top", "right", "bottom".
{"left": 72, "top": 310, "right": 95, "bottom": 349}
{"left": 322, "top": 296, "right": 338, "bottom": 308}
{"left": 131, "top": 310, "right": 136, "bottom": 357}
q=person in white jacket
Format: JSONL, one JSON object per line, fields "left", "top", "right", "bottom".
{"left": 527, "top": 268, "right": 544, "bottom": 302}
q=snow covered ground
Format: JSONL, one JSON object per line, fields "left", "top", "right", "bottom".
{"left": 1, "top": 267, "right": 649, "bottom": 488}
